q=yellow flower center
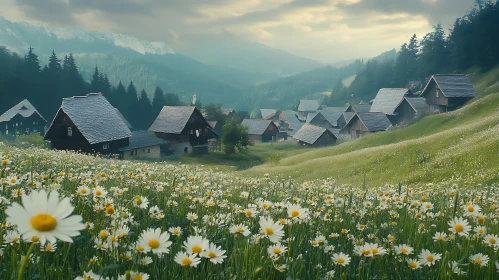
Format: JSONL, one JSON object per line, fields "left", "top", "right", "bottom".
{"left": 192, "top": 245, "right": 202, "bottom": 254}
{"left": 95, "top": 190, "right": 102, "bottom": 195}
{"left": 427, "top": 255, "right": 434, "bottom": 262}
{"left": 454, "top": 224, "right": 464, "bottom": 232}
{"left": 245, "top": 210, "right": 252, "bottom": 216}
{"left": 372, "top": 248, "right": 379, "bottom": 254}
{"left": 361, "top": 249, "right": 371, "bottom": 255}
{"left": 136, "top": 245, "right": 144, "bottom": 252}
{"left": 409, "top": 261, "right": 417, "bottom": 268}
{"left": 182, "top": 257, "right": 193, "bottom": 266}
{"left": 135, "top": 197, "right": 142, "bottom": 205}
{"left": 105, "top": 206, "right": 115, "bottom": 215}
{"left": 273, "top": 248, "right": 281, "bottom": 254}
{"left": 265, "top": 228, "right": 274, "bottom": 235}
{"left": 467, "top": 206, "right": 474, "bottom": 212}
{"left": 474, "top": 258, "right": 482, "bottom": 264}
{"left": 99, "top": 231, "right": 108, "bottom": 239}
{"left": 10, "top": 178, "right": 17, "bottom": 184}
{"left": 12, "top": 237, "right": 19, "bottom": 242}
{"left": 208, "top": 251, "right": 217, "bottom": 258}
{"left": 148, "top": 239, "right": 160, "bottom": 249}
{"left": 173, "top": 229, "right": 180, "bottom": 235}
{"left": 337, "top": 257, "right": 345, "bottom": 264}
{"left": 32, "top": 236, "right": 39, "bottom": 242}
{"left": 312, "top": 241, "right": 318, "bottom": 246}
{"left": 30, "top": 214, "right": 57, "bottom": 232}
{"left": 490, "top": 238, "right": 496, "bottom": 244}
{"left": 291, "top": 209, "right": 300, "bottom": 217}
{"left": 133, "top": 275, "right": 143, "bottom": 280}
{"left": 401, "top": 248, "right": 408, "bottom": 254}
{"left": 188, "top": 215, "right": 195, "bottom": 220}
{"left": 81, "top": 188, "right": 87, "bottom": 194}
{"left": 46, "top": 245, "right": 53, "bottom": 251}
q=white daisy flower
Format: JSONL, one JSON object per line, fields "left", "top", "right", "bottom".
{"left": 469, "top": 253, "right": 489, "bottom": 267}
{"left": 259, "top": 216, "right": 285, "bottom": 243}
{"left": 229, "top": 224, "right": 251, "bottom": 236}
{"left": 418, "top": 249, "right": 442, "bottom": 267}
{"left": 137, "top": 228, "right": 172, "bottom": 255}
{"left": 201, "top": 242, "right": 227, "bottom": 264}
{"left": 332, "top": 252, "right": 351, "bottom": 266}
{"left": 183, "top": 235, "right": 209, "bottom": 255}
{"left": 407, "top": 258, "right": 421, "bottom": 270}
{"left": 174, "top": 251, "right": 201, "bottom": 267}
{"left": 448, "top": 216, "right": 471, "bottom": 237}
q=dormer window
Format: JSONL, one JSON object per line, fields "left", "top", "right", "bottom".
{"left": 67, "top": 127, "right": 72, "bottom": 136}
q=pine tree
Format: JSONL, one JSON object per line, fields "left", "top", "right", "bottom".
{"left": 152, "top": 86, "right": 166, "bottom": 115}
{"left": 90, "top": 66, "right": 101, "bottom": 93}
{"left": 137, "top": 89, "right": 153, "bottom": 129}
{"left": 24, "top": 47, "right": 40, "bottom": 74}
{"left": 48, "top": 50, "right": 61, "bottom": 73}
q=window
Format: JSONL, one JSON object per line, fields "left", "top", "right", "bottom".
{"left": 436, "top": 89, "right": 439, "bottom": 98}
{"left": 25, "top": 128, "right": 30, "bottom": 133}
{"left": 5, "top": 130, "right": 8, "bottom": 135}
{"left": 33, "top": 121, "right": 36, "bottom": 125}
{"left": 67, "top": 127, "right": 72, "bottom": 136}
{"left": 147, "top": 149, "right": 151, "bottom": 153}
{"left": 103, "top": 143, "right": 110, "bottom": 150}
{"left": 130, "top": 151, "right": 134, "bottom": 156}
{"left": 16, "top": 123, "right": 18, "bottom": 127}
{"left": 184, "top": 147, "right": 188, "bottom": 153}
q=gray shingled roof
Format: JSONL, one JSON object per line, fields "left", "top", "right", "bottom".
{"left": 339, "top": 112, "right": 355, "bottom": 123}
{"left": 241, "top": 119, "right": 274, "bottom": 135}
{"left": 120, "top": 131, "right": 167, "bottom": 151}
{"left": 349, "top": 104, "right": 372, "bottom": 113}
{"left": 423, "top": 74, "right": 476, "bottom": 98}
{"left": 298, "top": 100, "right": 320, "bottom": 112}
{"left": 319, "top": 107, "right": 346, "bottom": 127}
{"left": 404, "top": 97, "right": 430, "bottom": 114}
{"left": 328, "top": 128, "right": 351, "bottom": 141}
{"left": 293, "top": 123, "right": 336, "bottom": 145}
{"left": 114, "top": 107, "right": 132, "bottom": 129}
{"left": 356, "top": 112, "right": 392, "bottom": 132}
{"left": 149, "top": 106, "right": 203, "bottom": 134}
{"left": 370, "top": 88, "right": 408, "bottom": 115}
{"left": 306, "top": 112, "right": 319, "bottom": 123}
{"left": 280, "top": 110, "right": 302, "bottom": 130}
{"left": 260, "top": 109, "right": 277, "bottom": 119}
{"left": 0, "top": 99, "right": 46, "bottom": 123}
{"left": 54, "top": 93, "right": 131, "bottom": 144}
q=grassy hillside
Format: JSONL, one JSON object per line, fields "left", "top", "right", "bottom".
{"left": 243, "top": 66, "right": 499, "bottom": 186}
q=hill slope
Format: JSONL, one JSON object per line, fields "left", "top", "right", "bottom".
{"left": 243, "top": 66, "right": 499, "bottom": 186}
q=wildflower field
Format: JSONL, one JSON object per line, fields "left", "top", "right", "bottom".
{"left": 1, "top": 147, "right": 499, "bottom": 279}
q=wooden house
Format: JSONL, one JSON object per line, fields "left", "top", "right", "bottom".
{"left": 279, "top": 110, "right": 303, "bottom": 137}
{"left": 207, "top": 121, "right": 223, "bottom": 152}
{"left": 307, "top": 107, "right": 345, "bottom": 128}
{"left": 340, "top": 112, "right": 392, "bottom": 139}
{"left": 420, "top": 74, "right": 476, "bottom": 112}
{"left": 0, "top": 99, "right": 46, "bottom": 135}
{"left": 297, "top": 100, "right": 320, "bottom": 121}
{"left": 260, "top": 109, "right": 279, "bottom": 120}
{"left": 223, "top": 109, "right": 239, "bottom": 121}
{"left": 149, "top": 106, "right": 215, "bottom": 154}
{"left": 44, "top": 93, "right": 132, "bottom": 155}
{"left": 370, "top": 88, "right": 409, "bottom": 124}
{"left": 241, "top": 119, "right": 279, "bottom": 143}
{"left": 392, "top": 97, "right": 430, "bottom": 125}
{"left": 120, "top": 131, "right": 167, "bottom": 160}
{"left": 293, "top": 123, "right": 337, "bottom": 147}
{"left": 345, "top": 103, "right": 371, "bottom": 113}
{"left": 337, "top": 112, "right": 355, "bottom": 129}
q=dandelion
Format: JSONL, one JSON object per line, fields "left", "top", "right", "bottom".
{"left": 448, "top": 216, "right": 471, "bottom": 237}
{"left": 418, "top": 249, "right": 442, "bottom": 267}
{"left": 175, "top": 251, "right": 201, "bottom": 267}
{"left": 259, "top": 216, "right": 285, "bottom": 243}
{"left": 201, "top": 242, "right": 227, "bottom": 264}
{"left": 332, "top": 252, "right": 351, "bottom": 266}
{"left": 469, "top": 253, "right": 489, "bottom": 267}
{"left": 183, "top": 235, "right": 209, "bottom": 255}
{"left": 5, "top": 189, "right": 85, "bottom": 245}
{"left": 136, "top": 228, "right": 172, "bottom": 255}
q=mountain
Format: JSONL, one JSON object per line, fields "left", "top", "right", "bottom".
{"left": 0, "top": 16, "right": 271, "bottom": 105}
{"left": 176, "top": 30, "right": 323, "bottom": 77}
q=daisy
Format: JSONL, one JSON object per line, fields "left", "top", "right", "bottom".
{"left": 469, "top": 253, "right": 489, "bottom": 267}
{"left": 186, "top": 212, "right": 198, "bottom": 221}
{"left": 75, "top": 270, "right": 102, "bottom": 280}
{"left": 433, "top": 232, "right": 447, "bottom": 242}
{"left": 332, "top": 252, "right": 351, "bottom": 266}
{"left": 268, "top": 243, "right": 287, "bottom": 260}
{"left": 41, "top": 243, "right": 57, "bottom": 252}
{"left": 183, "top": 235, "right": 209, "bottom": 255}
{"left": 139, "top": 256, "right": 153, "bottom": 265}
{"left": 76, "top": 185, "right": 90, "bottom": 196}
{"left": 5, "top": 189, "right": 85, "bottom": 245}
{"left": 118, "top": 271, "right": 149, "bottom": 280}
{"left": 201, "top": 242, "right": 227, "bottom": 264}
{"left": 448, "top": 216, "right": 471, "bottom": 237}
{"left": 407, "top": 258, "right": 421, "bottom": 270}
{"left": 133, "top": 196, "right": 149, "bottom": 209}
{"left": 229, "top": 224, "right": 251, "bottom": 236}
{"left": 169, "top": 227, "right": 182, "bottom": 236}
{"left": 463, "top": 203, "right": 481, "bottom": 217}
{"left": 175, "top": 251, "right": 201, "bottom": 267}
{"left": 474, "top": 226, "right": 486, "bottom": 237}
{"left": 4, "top": 230, "right": 21, "bottom": 245}
{"left": 92, "top": 186, "right": 107, "bottom": 199}
{"left": 259, "top": 216, "right": 285, "bottom": 243}
{"left": 449, "top": 261, "right": 466, "bottom": 275}
{"left": 136, "top": 228, "right": 172, "bottom": 255}
{"left": 6, "top": 175, "right": 20, "bottom": 186}
{"left": 287, "top": 204, "right": 309, "bottom": 223}
{"left": 483, "top": 234, "right": 499, "bottom": 248}
{"left": 418, "top": 249, "right": 442, "bottom": 267}
{"left": 393, "top": 244, "right": 414, "bottom": 256}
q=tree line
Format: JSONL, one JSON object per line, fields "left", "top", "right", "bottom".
{"left": 0, "top": 47, "right": 184, "bottom": 130}
{"left": 324, "top": 1, "right": 499, "bottom": 106}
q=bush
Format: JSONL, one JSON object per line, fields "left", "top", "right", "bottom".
{"left": 222, "top": 119, "right": 251, "bottom": 155}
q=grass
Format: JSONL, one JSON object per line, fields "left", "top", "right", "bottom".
{"left": 342, "top": 74, "right": 357, "bottom": 87}
{"left": 242, "top": 66, "right": 499, "bottom": 186}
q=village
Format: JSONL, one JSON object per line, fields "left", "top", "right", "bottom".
{"left": 0, "top": 74, "right": 476, "bottom": 159}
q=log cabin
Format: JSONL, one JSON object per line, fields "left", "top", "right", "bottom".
{"left": 149, "top": 106, "right": 215, "bottom": 155}
{"left": 241, "top": 119, "right": 279, "bottom": 143}
{"left": 392, "top": 97, "right": 430, "bottom": 125}
{"left": 340, "top": 112, "right": 392, "bottom": 139}
{"left": 0, "top": 99, "right": 46, "bottom": 135}
{"left": 370, "top": 88, "right": 409, "bottom": 124}
{"left": 44, "top": 93, "right": 132, "bottom": 155}
{"left": 293, "top": 123, "right": 337, "bottom": 147}
{"left": 420, "top": 74, "right": 476, "bottom": 112}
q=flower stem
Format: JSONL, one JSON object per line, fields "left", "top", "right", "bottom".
{"left": 18, "top": 242, "right": 36, "bottom": 280}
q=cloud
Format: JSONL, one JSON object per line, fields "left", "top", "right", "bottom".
{"left": 15, "top": 0, "right": 75, "bottom": 25}
{"left": 68, "top": 0, "right": 152, "bottom": 15}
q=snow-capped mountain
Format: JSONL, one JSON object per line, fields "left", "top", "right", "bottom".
{"left": 0, "top": 16, "right": 173, "bottom": 55}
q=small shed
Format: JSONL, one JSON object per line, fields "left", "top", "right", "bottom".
{"left": 293, "top": 123, "right": 337, "bottom": 147}
{"left": 241, "top": 119, "right": 279, "bottom": 143}
{"left": 340, "top": 112, "right": 392, "bottom": 139}
{"left": 44, "top": 93, "right": 131, "bottom": 155}
{"left": 120, "top": 131, "right": 167, "bottom": 159}
{"left": 0, "top": 99, "right": 47, "bottom": 135}
{"left": 370, "top": 88, "right": 409, "bottom": 123}
{"left": 392, "top": 97, "right": 430, "bottom": 125}
{"left": 297, "top": 100, "right": 320, "bottom": 121}
{"left": 420, "top": 74, "right": 476, "bottom": 112}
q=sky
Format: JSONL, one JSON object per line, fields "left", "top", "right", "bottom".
{"left": 0, "top": 0, "right": 478, "bottom": 63}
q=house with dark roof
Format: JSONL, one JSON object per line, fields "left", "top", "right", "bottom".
{"left": 297, "top": 100, "right": 320, "bottom": 121}
{"left": 370, "top": 88, "right": 409, "bottom": 124}
{"left": 0, "top": 99, "right": 46, "bottom": 135}
{"left": 44, "top": 93, "right": 131, "bottom": 155}
{"left": 337, "top": 112, "right": 355, "bottom": 129}
{"left": 307, "top": 107, "right": 346, "bottom": 128}
{"left": 293, "top": 123, "right": 337, "bottom": 147}
{"left": 340, "top": 112, "right": 392, "bottom": 139}
{"left": 260, "top": 109, "right": 279, "bottom": 120}
{"left": 224, "top": 109, "right": 238, "bottom": 121}
{"left": 345, "top": 103, "right": 372, "bottom": 113}
{"left": 241, "top": 119, "right": 279, "bottom": 143}
{"left": 279, "top": 110, "right": 303, "bottom": 137}
{"left": 149, "top": 106, "right": 214, "bottom": 154}
{"left": 420, "top": 74, "right": 476, "bottom": 112}
{"left": 392, "top": 97, "right": 430, "bottom": 125}
{"left": 120, "top": 131, "right": 167, "bottom": 159}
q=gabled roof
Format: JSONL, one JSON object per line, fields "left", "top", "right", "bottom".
{"left": 370, "top": 88, "right": 409, "bottom": 115}
{"left": 318, "top": 107, "right": 346, "bottom": 127}
{"left": 421, "top": 74, "right": 476, "bottom": 98}
{"left": 120, "top": 131, "right": 167, "bottom": 151}
{"left": 298, "top": 100, "right": 320, "bottom": 112}
{"left": 280, "top": 110, "right": 302, "bottom": 130}
{"left": 346, "top": 103, "right": 372, "bottom": 113}
{"left": 328, "top": 128, "right": 351, "bottom": 141}
{"left": 306, "top": 112, "right": 319, "bottom": 123}
{"left": 149, "top": 106, "right": 206, "bottom": 134}
{"left": 241, "top": 119, "right": 275, "bottom": 135}
{"left": 260, "top": 109, "right": 277, "bottom": 120}
{"left": 355, "top": 112, "right": 392, "bottom": 132}
{"left": 293, "top": 123, "right": 336, "bottom": 145}
{"left": 338, "top": 112, "right": 355, "bottom": 124}
{"left": 0, "top": 99, "right": 46, "bottom": 123}
{"left": 114, "top": 107, "right": 132, "bottom": 129}
{"left": 402, "top": 97, "right": 430, "bottom": 114}
{"left": 46, "top": 93, "right": 131, "bottom": 144}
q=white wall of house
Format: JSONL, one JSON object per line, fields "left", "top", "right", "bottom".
{"left": 123, "top": 145, "right": 161, "bottom": 160}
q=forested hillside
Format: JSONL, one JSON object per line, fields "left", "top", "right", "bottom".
{"left": 325, "top": 1, "right": 499, "bottom": 106}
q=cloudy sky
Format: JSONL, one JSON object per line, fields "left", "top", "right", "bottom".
{"left": 0, "top": 0, "right": 477, "bottom": 62}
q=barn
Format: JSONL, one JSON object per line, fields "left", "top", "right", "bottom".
{"left": 420, "top": 74, "right": 476, "bottom": 112}
{"left": 370, "top": 88, "right": 409, "bottom": 124}
{"left": 392, "top": 97, "right": 430, "bottom": 125}
{"left": 241, "top": 119, "right": 279, "bottom": 143}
